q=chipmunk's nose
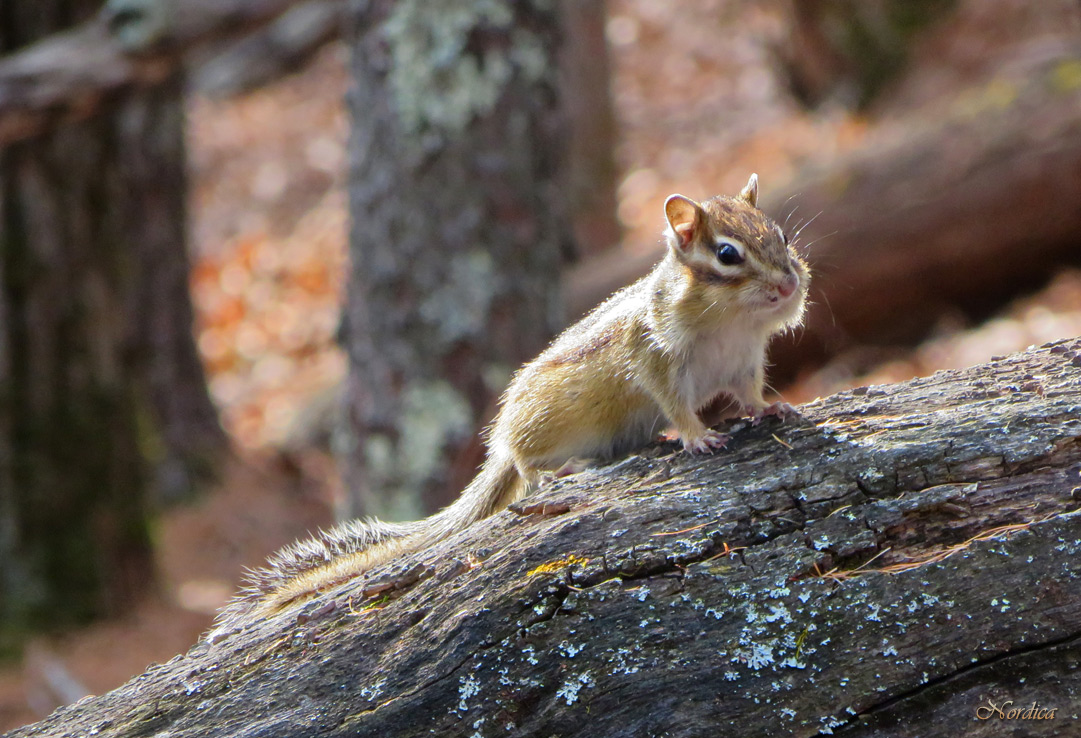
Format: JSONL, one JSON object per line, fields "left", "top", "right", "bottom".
{"left": 777, "top": 272, "right": 798, "bottom": 299}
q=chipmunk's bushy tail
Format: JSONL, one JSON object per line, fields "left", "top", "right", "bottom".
{"left": 208, "top": 449, "right": 523, "bottom": 641}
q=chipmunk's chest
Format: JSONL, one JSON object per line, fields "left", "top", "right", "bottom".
{"left": 679, "top": 325, "right": 766, "bottom": 407}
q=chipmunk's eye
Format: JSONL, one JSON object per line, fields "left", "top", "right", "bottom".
{"left": 714, "top": 243, "right": 744, "bottom": 266}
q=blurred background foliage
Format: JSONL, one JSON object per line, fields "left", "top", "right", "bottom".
{"left": 0, "top": 0, "right": 1080, "bottom": 727}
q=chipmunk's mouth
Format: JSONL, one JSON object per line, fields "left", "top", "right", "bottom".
{"left": 760, "top": 289, "right": 794, "bottom": 308}
{"left": 758, "top": 272, "right": 800, "bottom": 309}
{"left": 752, "top": 286, "right": 803, "bottom": 319}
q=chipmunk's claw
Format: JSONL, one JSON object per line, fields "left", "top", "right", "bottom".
{"left": 682, "top": 429, "right": 730, "bottom": 455}
{"left": 751, "top": 401, "right": 800, "bottom": 426}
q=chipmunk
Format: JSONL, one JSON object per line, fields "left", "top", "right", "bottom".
{"left": 209, "top": 174, "right": 809, "bottom": 639}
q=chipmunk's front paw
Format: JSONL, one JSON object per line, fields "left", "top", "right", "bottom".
{"left": 751, "top": 401, "right": 800, "bottom": 425}
{"left": 682, "top": 429, "right": 730, "bottom": 455}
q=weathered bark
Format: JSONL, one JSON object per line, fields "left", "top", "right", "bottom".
{"left": 8, "top": 338, "right": 1081, "bottom": 737}
{"left": 0, "top": 0, "right": 330, "bottom": 146}
{"left": 341, "top": 0, "right": 569, "bottom": 520}
{"left": 0, "top": 0, "right": 223, "bottom": 645}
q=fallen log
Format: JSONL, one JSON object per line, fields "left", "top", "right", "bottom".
{"left": 7, "top": 338, "right": 1081, "bottom": 737}
{"left": 0, "top": 0, "right": 331, "bottom": 146}
{"left": 188, "top": 1, "right": 343, "bottom": 96}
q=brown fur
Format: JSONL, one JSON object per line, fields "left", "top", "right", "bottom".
{"left": 208, "top": 175, "right": 810, "bottom": 641}
{"left": 539, "top": 318, "right": 624, "bottom": 367}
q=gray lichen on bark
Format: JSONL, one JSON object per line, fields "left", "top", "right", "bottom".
{"left": 103, "top": 0, "right": 173, "bottom": 51}
{"left": 363, "top": 380, "right": 474, "bottom": 521}
{"left": 419, "top": 249, "right": 500, "bottom": 345}
{"left": 342, "top": 0, "right": 567, "bottom": 519}
{"left": 383, "top": 0, "right": 551, "bottom": 142}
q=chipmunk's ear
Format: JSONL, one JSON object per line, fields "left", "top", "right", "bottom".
{"left": 738, "top": 173, "right": 759, "bottom": 208}
{"left": 665, "top": 194, "right": 705, "bottom": 249}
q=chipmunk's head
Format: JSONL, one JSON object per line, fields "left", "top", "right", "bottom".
{"left": 663, "top": 174, "right": 809, "bottom": 329}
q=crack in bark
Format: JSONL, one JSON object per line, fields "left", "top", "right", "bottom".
{"left": 824, "top": 629, "right": 1081, "bottom": 736}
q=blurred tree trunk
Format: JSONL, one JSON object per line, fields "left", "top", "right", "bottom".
{"left": 561, "top": 0, "right": 620, "bottom": 257}
{"left": 123, "top": 74, "right": 229, "bottom": 499}
{"left": 191, "top": 0, "right": 619, "bottom": 262}
{"left": 0, "top": 0, "right": 224, "bottom": 648}
{"left": 341, "top": 0, "right": 570, "bottom": 521}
